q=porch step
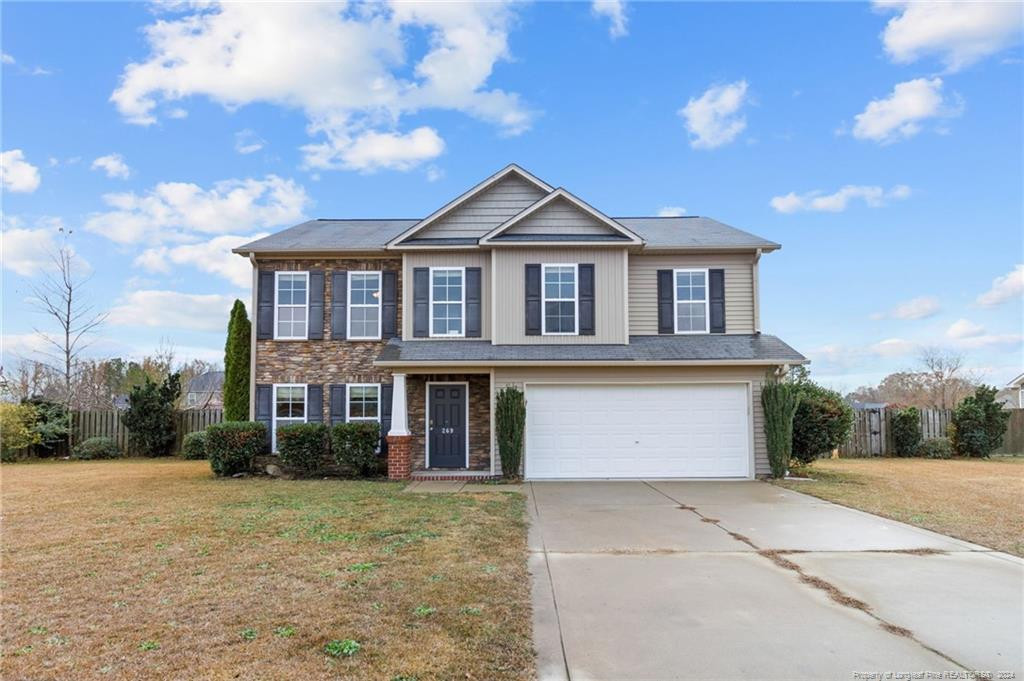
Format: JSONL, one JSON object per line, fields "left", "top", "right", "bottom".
{"left": 411, "top": 470, "right": 499, "bottom": 481}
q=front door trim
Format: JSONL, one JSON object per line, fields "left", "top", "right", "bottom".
{"left": 425, "top": 381, "right": 470, "bottom": 469}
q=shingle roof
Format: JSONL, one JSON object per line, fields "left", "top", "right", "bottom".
{"left": 375, "top": 335, "right": 806, "bottom": 365}
{"left": 188, "top": 371, "right": 224, "bottom": 392}
{"left": 234, "top": 215, "right": 778, "bottom": 253}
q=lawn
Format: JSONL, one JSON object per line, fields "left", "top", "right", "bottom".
{"left": 775, "top": 457, "right": 1024, "bottom": 556}
{"left": 0, "top": 460, "right": 533, "bottom": 681}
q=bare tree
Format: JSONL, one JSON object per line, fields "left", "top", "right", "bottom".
{"left": 918, "top": 347, "right": 980, "bottom": 409}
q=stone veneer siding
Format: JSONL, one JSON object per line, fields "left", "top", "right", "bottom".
{"left": 255, "top": 257, "right": 402, "bottom": 422}
{"left": 407, "top": 374, "right": 491, "bottom": 471}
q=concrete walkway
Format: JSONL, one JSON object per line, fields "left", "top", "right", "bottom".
{"left": 528, "top": 481, "right": 1024, "bottom": 681}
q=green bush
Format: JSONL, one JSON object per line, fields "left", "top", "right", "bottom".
{"left": 917, "top": 437, "right": 953, "bottom": 459}
{"left": 0, "top": 403, "right": 40, "bottom": 460}
{"left": 331, "top": 422, "right": 380, "bottom": 476}
{"left": 761, "top": 377, "right": 801, "bottom": 478}
{"left": 23, "top": 397, "right": 69, "bottom": 458}
{"left": 950, "top": 385, "right": 1010, "bottom": 458}
{"left": 277, "top": 422, "right": 329, "bottom": 474}
{"left": 890, "top": 406, "right": 922, "bottom": 457}
{"left": 791, "top": 383, "right": 854, "bottom": 465}
{"left": 495, "top": 387, "right": 526, "bottom": 479}
{"left": 122, "top": 373, "right": 181, "bottom": 457}
{"left": 72, "top": 437, "right": 121, "bottom": 460}
{"left": 206, "top": 421, "right": 266, "bottom": 476}
{"left": 181, "top": 431, "right": 207, "bottom": 460}
{"left": 223, "top": 300, "right": 251, "bottom": 421}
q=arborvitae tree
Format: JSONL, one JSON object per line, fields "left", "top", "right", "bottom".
{"left": 223, "top": 300, "right": 251, "bottom": 421}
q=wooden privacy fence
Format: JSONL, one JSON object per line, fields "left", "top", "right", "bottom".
{"left": 839, "top": 407, "right": 1023, "bottom": 457}
{"left": 74, "top": 409, "right": 223, "bottom": 456}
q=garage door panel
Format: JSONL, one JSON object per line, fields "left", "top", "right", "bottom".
{"left": 525, "top": 384, "right": 750, "bottom": 479}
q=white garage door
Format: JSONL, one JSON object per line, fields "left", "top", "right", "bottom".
{"left": 525, "top": 383, "right": 751, "bottom": 479}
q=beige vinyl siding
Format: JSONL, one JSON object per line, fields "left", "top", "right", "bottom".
{"left": 402, "top": 251, "right": 491, "bottom": 340}
{"left": 504, "top": 197, "right": 617, "bottom": 236}
{"left": 492, "top": 247, "right": 627, "bottom": 344}
{"left": 417, "top": 175, "right": 546, "bottom": 239}
{"left": 628, "top": 253, "right": 756, "bottom": 334}
{"left": 492, "top": 365, "right": 771, "bottom": 478}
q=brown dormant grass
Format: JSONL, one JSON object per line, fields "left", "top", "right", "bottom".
{"left": 0, "top": 460, "right": 533, "bottom": 680}
{"left": 775, "top": 457, "right": 1024, "bottom": 556}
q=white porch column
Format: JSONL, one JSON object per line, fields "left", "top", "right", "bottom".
{"left": 388, "top": 373, "right": 410, "bottom": 436}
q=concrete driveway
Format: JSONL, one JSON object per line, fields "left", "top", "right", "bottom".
{"left": 528, "top": 481, "right": 1023, "bottom": 681}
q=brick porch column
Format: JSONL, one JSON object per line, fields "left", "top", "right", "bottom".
{"left": 387, "top": 373, "right": 412, "bottom": 480}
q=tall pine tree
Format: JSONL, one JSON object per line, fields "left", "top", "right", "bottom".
{"left": 223, "top": 299, "right": 251, "bottom": 421}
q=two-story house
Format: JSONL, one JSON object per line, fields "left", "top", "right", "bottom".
{"left": 233, "top": 164, "right": 806, "bottom": 480}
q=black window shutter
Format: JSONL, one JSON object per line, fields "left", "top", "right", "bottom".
{"left": 579, "top": 264, "right": 595, "bottom": 335}
{"left": 657, "top": 269, "right": 674, "bottom": 334}
{"left": 257, "top": 271, "right": 275, "bottom": 340}
{"left": 465, "top": 267, "right": 482, "bottom": 338}
{"left": 413, "top": 268, "right": 429, "bottom": 337}
{"left": 382, "top": 271, "right": 398, "bottom": 339}
{"left": 255, "top": 384, "right": 272, "bottom": 451}
{"left": 329, "top": 384, "right": 347, "bottom": 425}
{"left": 331, "top": 272, "right": 347, "bottom": 340}
{"left": 525, "top": 264, "right": 541, "bottom": 336}
{"left": 379, "top": 383, "right": 393, "bottom": 455}
{"left": 307, "top": 384, "right": 324, "bottom": 423}
{"left": 709, "top": 268, "right": 726, "bottom": 334}
{"left": 308, "top": 271, "right": 325, "bottom": 340}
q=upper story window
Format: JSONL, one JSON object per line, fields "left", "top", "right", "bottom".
{"left": 275, "top": 272, "right": 308, "bottom": 339}
{"left": 273, "top": 384, "right": 306, "bottom": 451}
{"left": 347, "top": 384, "right": 380, "bottom": 422}
{"left": 542, "top": 264, "right": 578, "bottom": 335}
{"left": 348, "top": 271, "right": 382, "bottom": 340}
{"left": 430, "top": 267, "right": 464, "bottom": 337}
{"left": 674, "top": 269, "right": 708, "bottom": 334}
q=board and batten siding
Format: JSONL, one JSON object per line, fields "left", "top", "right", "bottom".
{"left": 492, "top": 247, "right": 627, "bottom": 344}
{"left": 417, "top": 175, "right": 547, "bottom": 239}
{"left": 402, "top": 251, "right": 491, "bottom": 340}
{"left": 504, "top": 197, "right": 617, "bottom": 236}
{"left": 628, "top": 253, "right": 756, "bottom": 335}
{"left": 492, "top": 365, "right": 771, "bottom": 478}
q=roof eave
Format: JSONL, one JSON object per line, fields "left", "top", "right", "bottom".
{"left": 374, "top": 358, "right": 808, "bottom": 368}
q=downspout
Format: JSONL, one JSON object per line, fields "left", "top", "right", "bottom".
{"left": 752, "top": 248, "right": 762, "bottom": 334}
{"left": 249, "top": 253, "right": 258, "bottom": 420}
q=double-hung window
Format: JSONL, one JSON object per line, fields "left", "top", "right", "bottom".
{"left": 272, "top": 384, "right": 306, "bottom": 451}
{"left": 542, "top": 264, "right": 578, "bottom": 335}
{"left": 348, "top": 271, "right": 382, "bottom": 340}
{"left": 275, "top": 272, "right": 308, "bottom": 339}
{"left": 347, "top": 384, "right": 380, "bottom": 422}
{"left": 430, "top": 268, "right": 464, "bottom": 337}
{"left": 674, "top": 268, "right": 709, "bottom": 334}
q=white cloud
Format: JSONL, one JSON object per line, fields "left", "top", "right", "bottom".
{"left": 977, "top": 264, "right": 1024, "bottom": 307}
{"left": 234, "top": 129, "right": 265, "bottom": 155}
{"left": 679, "top": 80, "right": 749, "bottom": 149}
{"left": 852, "top": 77, "right": 962, "bottom": 144}
{"left": 657, "top": 206, "right": 686, "bottom": 217}
{"left": 770, "top": 184, "right": 911, "bottom": 213}
{"left": 110, "top": 2, "right": 531, "bottom": 172}
{"left": 1, "top": 53, "right": 14, "bottom": 65}
{"left": 425, "top": 165, "right": 444, "bottom": 182}
{"left": 875, "top": 1, "right": 1024, "bottom": 72}
{"left": 134, "top": 233, "right": 269, "bottom": 289}
{"left": 870, "top": 337, "right": 918, "bottom": 357}
{"left": 872, "top": 296, "right": 941, "bottom": 320}
{"left": 0, "top": 216, "right": 61, "bottom": 276}
{"left": 167, "top": 107, "right": 189, "bottom": 119}
{"left": 107, "top": 290, "right": 236, "bottom": 332}
{"left": 946, "top": 318, "right": 984, "bottom": 339}
{"left": 592, "top": 0, "right": 628, "bottom": 39}
{"left": 1, "top": 149, "right": 41, "bottom": 193}
{"left": 953, "top": 334, "right": 1024, "bottom": 350}
{"left": 91, "top": 153, "right": 132, "bottom": 179}
{"left": 83, "top": 175, "right": 310, "bottom": 245}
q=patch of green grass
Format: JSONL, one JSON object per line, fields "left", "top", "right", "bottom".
{"left": 139, "top": 640, "right": 160, "bottom": 651}
{"left": 324, "top": 638, "right": 360, "bottom": 657}
{"left": 459, "top": 606, "right": 482, "bottom": 616}
{"left": 28, "top": 626, "right": 48, "bottom": 635}
{"left": 240, "top": 627, "right": 258, "bottom": 641}
{"left": 273, "top": 625, "right": 295, "bottom": 638}
{"left": 14, "top": 645, "right": 34, "bottom": 656}
{"left": 413, "top": 605, "right": 436, "bottom": 617}
{"left": 346, "top": 562, "right": 377, "bottom": 573}
{"left": 45, "top": 634, "right": 68, "bottom": 646}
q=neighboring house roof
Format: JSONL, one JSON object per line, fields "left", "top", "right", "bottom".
{"left": 188, "top": 371, "right": 224, "bottom": 393}
{"left": 1007, "top": 372, "right": 1024, "bottom": 388}
{"left": 375, "top": 334, "right": 806, "bottom": 366}
{"left": 850, "top": 401, "right": 888, "bottom": 410}
{"left": 112, "top": 394, "right": 130, "bottom": 410}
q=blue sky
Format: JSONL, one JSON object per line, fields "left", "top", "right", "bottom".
{"left": 2, "top": 1, "right": 1021, "bottom": 391}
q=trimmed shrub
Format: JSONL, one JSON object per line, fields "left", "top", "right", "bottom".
{"left": 791, "top": 383, "right": 854, "bottom": 465}
{"left": 223, "top": 300, "right": 251, "bottom": 421}
{"left": 206, "top": 421, "right": 266, "bottom": 476}
{"left": 122, "top": 373, "right": 181, "bottom": 457}
{"left": 73, "top": 437, "right": 121, "bottom": 460}
{"left": 918, "top": 437, "right": 953, "bottom": 459}
{"left": 0, "top": 402, "right": 40, "bottom": 460}
{"left": 181, "top": 431, "right": 208, "bottom": 460}
{"left": 950, "top": 385, "right": 1010, "bottom": 458}
{"left": 890, "top": 406, "right": 922, "bottom": 457}
{"left": 332, "top": 422, "right": 380, "bottom": 476}
{"left": 277, "top": 422, "right": 329, "bottom": 474}
{"left": 761, "top": 377, "right": 800, "bottom": 478}
{"left": 495, "top": 387, "right": 526, "bottom": 479}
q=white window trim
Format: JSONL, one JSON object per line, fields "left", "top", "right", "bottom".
{"left": 346, "top": 383, "right": 382, "bottom": 423}
{"left": 273, "top": 271, "right": 310, "bottom": 340}
{"left": 271, "top": 383, "right": 307, "bottom": 452}
{"left": 428, "top": 266, "right": 466, "bottom": 338}
{"left": 346, "top": 270, "right": 383, "bottom": 341}
{"left": 673, "top": 267, "right": 710, "bottom": 335}
{"left": 541, "top": 263, "right": 579, "bottom": 336}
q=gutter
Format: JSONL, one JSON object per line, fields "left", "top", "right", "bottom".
{"left": 374, "top": 358, "right": 809, "bottom": 368}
